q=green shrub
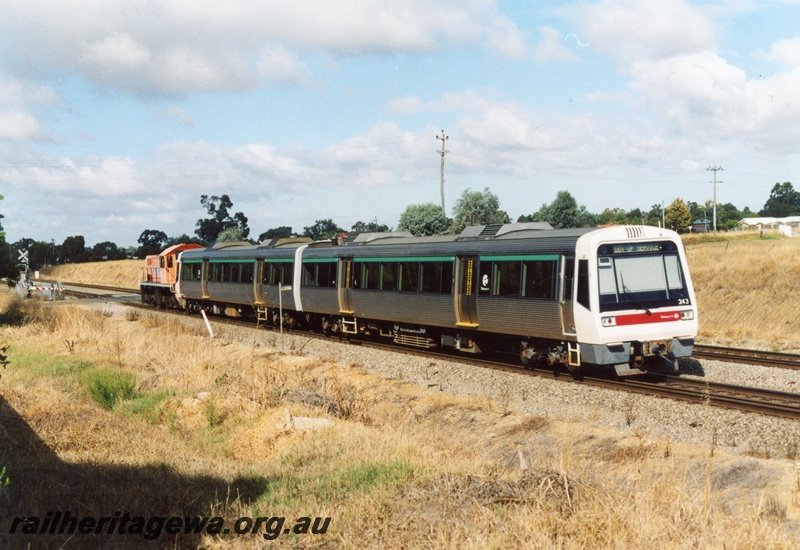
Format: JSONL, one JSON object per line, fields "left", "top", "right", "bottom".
{"left": 83, "top": 368, "right": 136, "bottom": 409}
{"left": 120, "top": 389, "right": 174, "bottom": 424}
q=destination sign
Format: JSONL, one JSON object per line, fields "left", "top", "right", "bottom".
{"left": 610, "top": 243, "right": 663, "bottom": 254}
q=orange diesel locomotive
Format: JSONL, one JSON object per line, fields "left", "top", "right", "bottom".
{"left": 139, "top": 243, "right": 202, "bottom": 308}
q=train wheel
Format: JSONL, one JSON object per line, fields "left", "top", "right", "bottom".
{"left": 520, "top": 345, "right": 536, "bottom": 368}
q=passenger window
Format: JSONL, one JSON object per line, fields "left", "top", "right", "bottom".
{"left": 421, "top": 262, "right": 442, "bottom": 293}
{"left": 380, "top": 262, "right": 397, "bottom": 291}
{"left": 493, "top": 261, "right": 521, "bottom": 297}
{"left": 441, "top": 261, "right": 453, "bottom": 294}
{"left": 522, "top": 260, "right": 556, "bottom": 299}
{"left": 323, "top": 263, "right": 336, "bottom": 288}
{"left": 181, "top": 263, "right": 199, "bottom": 281}
{"left": 241, "top": 263, "right": 254, "bottom": 284}
{"left": 302, "top": 263, "right": 316, "bottom": 287}
{"left": 399, "top": 262, "right": 419, "bottom": 292}
{"left": 279, "top": 264, "right": 293, "bottom": 286}
{"left": 362, "top": 263, "right": 380, "bottom": 290}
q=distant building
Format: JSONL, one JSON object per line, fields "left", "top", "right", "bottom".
{"left": 739, "top": 216, "right": 800, "bottom": 236}
{"left": 690, "top": 218, "right": 712, "bottom": 232}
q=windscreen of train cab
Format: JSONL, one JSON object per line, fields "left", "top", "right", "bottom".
{"left": 596, "top": 241, "right": 690, "bottom": 312}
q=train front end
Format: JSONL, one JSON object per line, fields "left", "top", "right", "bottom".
{"left": 572, "top": 226, "right": 698, "bottom": 376}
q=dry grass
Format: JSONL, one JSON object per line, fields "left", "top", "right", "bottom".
{"left": 1, "top": 293, "right": 799, "bottom": 548}
{"left": 39, "top": 258, "right": 143, "bottom": 288}
{"left": 683, "top": 233, "right": 800, "bottom": 348}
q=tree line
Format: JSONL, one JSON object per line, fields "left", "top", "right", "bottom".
{"left": 2, "top": 181, "right": 796, "bottom": 277}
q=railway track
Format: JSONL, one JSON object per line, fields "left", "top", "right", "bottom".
{"left": 66, "top": 284, "right": 800, "bottom": 420}
{"left": 41, "top": 280, "right": 140, "bottom": 296}
{"left": 693, "top": 343, "right": 800, "bottom": 370}
{"left": 64, "top": 281, "right": 139, "bottom": 294}
{"left": 592, "top": 374, "right": 800, "bottom": 420}
{"left": 376, "top": 347, "right": 800, "bottom": 421}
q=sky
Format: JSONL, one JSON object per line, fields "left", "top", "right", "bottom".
{"left": 1, "top": 0, "right": 800, "bottom": 247}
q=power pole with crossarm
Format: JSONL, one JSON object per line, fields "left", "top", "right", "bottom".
{"left": 707, "top": 166, "right": 723, "bottom": 235}
{"left": 436, "top": 130, "right": 449, "bottom": 212}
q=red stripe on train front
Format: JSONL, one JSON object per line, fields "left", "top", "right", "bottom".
{"left": 614, "top": 310, "right": 682, "bottom": 326}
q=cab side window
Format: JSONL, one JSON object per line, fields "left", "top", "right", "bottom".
{"left": 577, "top": 259, "right": 590, "bottom": 310}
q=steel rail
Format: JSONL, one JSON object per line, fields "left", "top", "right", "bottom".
{"left": 56, "top": 280, "right": 140, "bottom": 295}
{"left": 609, "top": 375, "right": 800, "bottom": 420}
{"left": 693, "top": 344, "right": 800, "bottom": 370}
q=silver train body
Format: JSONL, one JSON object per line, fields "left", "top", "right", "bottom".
{"left": 167, "top": 223, "right": 698, "bottom": 376}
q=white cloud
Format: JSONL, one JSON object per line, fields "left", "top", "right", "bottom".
{"left": 759, "top": 38, "right": 800, "bottom": 68}
{"left": 256, "top": 45, "right": 314, "bottom": 86}
{"left": 485, "top": 17, "right": 528, "bottom": 59}
{"left": 83, "top": 33, "right": 151, "bottom": 68}
{"left": 575, "top": 0, "right": 716, "bottom": 66}
{"left": 0, "top": 111, "right": 47, "bottom": 142}
{"left": 534, "top": 26, "right": 580, "bottom": 63}
{"left": 0, "top": 77, "right": 59, "bottom": 109}
{"left": 566, "top": 0, "right": 800, "bottom": 154}
{"left": 0, "top": 0, "right": 525, "bottom": 97}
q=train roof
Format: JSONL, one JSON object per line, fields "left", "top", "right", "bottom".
{"left": 179, "top": 223, "right": 600, "bottom": 261}
{"left": 159, "top": 243, "right": 203, "bottom": 256}
{"left": 319, "top": 224, "right": 593, "bottom": 259}
{"left": 178, "top": 224, "right": 686, "bottom": 259}
{"left": 185, "top": 223, "right": 690, "bottom": 262}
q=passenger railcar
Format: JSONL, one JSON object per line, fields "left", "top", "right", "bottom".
{"left": 146, "top": 224, "right": 697, "bottom": 376}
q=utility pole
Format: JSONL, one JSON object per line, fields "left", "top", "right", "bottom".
{"left": 436, "top": 130, "right": 449, "bottom": 212}
{"left": 707, "top": 166, "right": 723, "bottom": 235}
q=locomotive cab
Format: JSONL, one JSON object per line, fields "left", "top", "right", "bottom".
{"left": 139, "top": 243, "right": 203, "bottom": 307}
{"left": 570, "top": 226, "right": 698, "bottom": 376}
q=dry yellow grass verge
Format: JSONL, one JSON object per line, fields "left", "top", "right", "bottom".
{"left": 39, "top": 258, "right": 143, "bottom": 289}
{"left": 1, "top": 293, "right": 799, "bottom": 549}
{"left": 684, "top": 234, "right": 800, "bottom": 348}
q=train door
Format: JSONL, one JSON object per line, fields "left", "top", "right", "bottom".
{"left": 561, "top": 256, "right": 577, "bottom": 335}
{"left": 201, "top": 259, "right": 210, "bottom": 299}
{"left": 455, "top": 256, "right": 479, "bottom": 327}
{"left": 253, "top": 260, "right": 264, "bottom": 305}
{"left": 337, "top": 257, "right": 354, "bottom": 313}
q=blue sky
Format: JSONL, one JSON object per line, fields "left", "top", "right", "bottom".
{"left": 1, "top": 0, "right": 800, "bottom": 247}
